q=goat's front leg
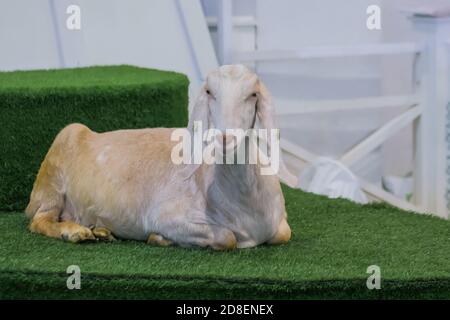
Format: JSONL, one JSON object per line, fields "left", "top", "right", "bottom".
{"left": 267, "top": 218, "right": 291, "bottom": 245}
{"left": 30, "top": 208, "right": 95, "bottom": 243}
{"left": 147, "top": 219, "right": 237, "bottom": 250}
{"left": 147, "top": 233, "right": 173, "bottom": 247}
{"left": 91, "top": 226, "right": 116, "bottom": 241}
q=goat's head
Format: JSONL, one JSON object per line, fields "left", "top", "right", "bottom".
{"left": 188, "top": 64, "right": 276, "bottom": 148}
{"left": 185, "top": 65, "right": 298, "bottom": 186}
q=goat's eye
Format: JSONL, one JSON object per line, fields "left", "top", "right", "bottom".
{"left": 250, "top": 93, "right": 258, "bottom": 98}
{"left": 206, "top": 89, "right": 211, "bottom": 95}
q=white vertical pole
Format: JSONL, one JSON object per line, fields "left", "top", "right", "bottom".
{"left": 412, "top": 43, "right": 436, "bottom": 215}
{"left": 48, "top": 0, "right": 86, "bottom": 68}
{"left": 412, "top": 17, "right": 450, "bottom": 219}
{"left": 48, "top": 0, "right": 66, "bottom": 68}
{"left": 217, "top": 0, "right": 233, "bottom": 65}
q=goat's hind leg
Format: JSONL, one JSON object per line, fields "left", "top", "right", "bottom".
{"left": 147, "top": 233, "right": 172, "bottom": 246}
{"left": 30, "top": 208, "right": 95, "bottom": 243}
{"left": 91, "top": 226, "right": 116, "bottom": 241}
{"left": 147, "top": 220, "right": 237, "bottom": 251}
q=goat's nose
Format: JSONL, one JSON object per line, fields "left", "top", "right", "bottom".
{"left": 216, "top": 133, "right": 234, "bottom": 146}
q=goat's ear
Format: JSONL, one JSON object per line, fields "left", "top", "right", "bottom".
{"left": 256, "top": 80, "right": 299, "bottom": 188}
{"left": 256, "top": 81, "right": 276, "bottom": 131}
{"left": 188, "top": 84, "right": 210, "bottom": 136}
{"left": 179, "top": 84, "right": 210, "bottom": 181}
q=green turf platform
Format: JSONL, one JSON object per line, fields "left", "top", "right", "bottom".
{"left": 0, "top": 66, "right": 189, "bottom": 211}
{"left": 0, "top": 65, "right": 448, "bottom": 299}
{"left": 0, "top": 187, "right": 449, "bottom": 299}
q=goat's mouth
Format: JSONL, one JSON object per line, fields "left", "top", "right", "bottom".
{"left": 214, "top": 133, "right": 244, "bottom": 159}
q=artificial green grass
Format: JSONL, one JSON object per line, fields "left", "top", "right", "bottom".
{"left": 0, "top": 66, "right": 189, "bottom": 211}
{"left": 0, "top": 186, "right": 449, "bottom": 299}
{"left": 0, "top": 65, "right": 448, "bottom": 299}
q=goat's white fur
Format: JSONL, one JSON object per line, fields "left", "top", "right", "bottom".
{"left": 26, "top": 64, "right": 292, "bottom": 249}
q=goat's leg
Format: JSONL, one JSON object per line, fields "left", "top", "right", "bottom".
{"left": 147, "top": 233, "right": 173, "bottom": 246}
{"left": 91, "top": 226, "right": 116, "bottom": 241}
{"left": 30, "top": 208, "right": 95, "bottom": 243}
{"left": 267, "top": 218, "right": 291, "bottom": 245}
{"left": 148, "top": 221, "right": 237, "bottom": 250}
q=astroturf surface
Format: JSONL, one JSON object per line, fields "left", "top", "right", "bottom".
{"left": 0, "top": 65, "right": 449, "bottom": 299}
{"left": 0, "top": 186, "right": 449, "bottom": 299}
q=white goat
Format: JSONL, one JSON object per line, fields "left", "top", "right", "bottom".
{"left": 26, "top": 65, "right": 294, "bottom": 250}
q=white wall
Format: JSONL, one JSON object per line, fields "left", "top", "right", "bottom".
{"left": 203, "top": 0, "right": 440, "bottom": 182}
{"left": 1, "top": 0, "right": 446, "bottom": 181}
{"left": 256, "top": 0, "right": 383, "bottom": 79}
{"left": 0, "top": 1, "right": 61, "bottom": 70}
{"left": 0, "top": 0, "right": 217, "bottom": 94}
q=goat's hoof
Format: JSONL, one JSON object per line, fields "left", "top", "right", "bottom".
{"left": 210, "top": 230, "right": 237, "bottom": 251}
{"left": 62, "top": 226, "right": 96, "bottom": 243}
{"left": 91, "top": 227, "right": 116, "bottom": 242}
{"left": 267, "top": 219, "right": 292, "bottom": 245}
{"left": 147, "top": 233, "right": 172, "bottom": 247}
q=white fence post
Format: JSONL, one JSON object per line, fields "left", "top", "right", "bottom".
{"left": 217, "top": 0, "right": 233, "bottom": 65}
{"left": 412, "top": 16, "right": 450, "bottom": 219}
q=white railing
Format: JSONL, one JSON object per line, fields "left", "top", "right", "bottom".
{"left": 275, "top": 95, "right": 420, "bottom": 115}
{"left": 236, "top": 41, "right": 430, "bottom": 214}
{"left": 216, "top": 5, "right": 450, "bottom": 218}
{"left": 234, "top": 42, "right": 425, "bottom": 61}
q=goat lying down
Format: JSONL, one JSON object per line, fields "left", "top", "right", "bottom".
{"left": 26, "top": 65, "right": 295, "bottom": 250}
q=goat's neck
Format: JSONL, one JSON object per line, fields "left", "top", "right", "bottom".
{"left": 212, "top": 163, "right": 260, "bottom": 195}
{"left": 212, "top": 140, "right": 263, "bottom": 195}
{"left": 206, "top": 161, "right": 280, "bottom": 225}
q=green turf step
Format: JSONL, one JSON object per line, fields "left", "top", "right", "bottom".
{"left": 0, "top": 65, "right": 189, "bottom": 211}
{"left": 0, "top": 65, "right": 448, "bottom": 299}
{"left": 0, "top": 186, "right": 448, "bottom": 299}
